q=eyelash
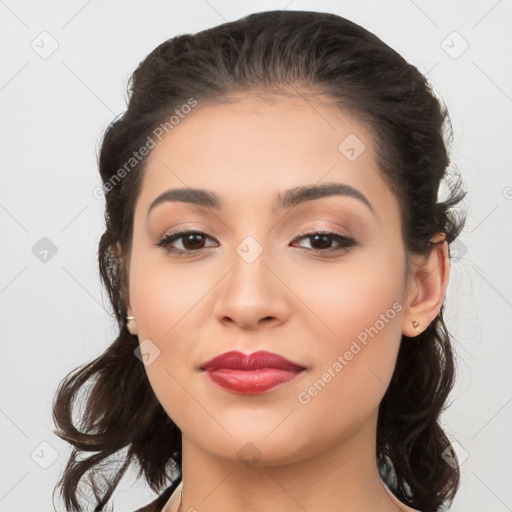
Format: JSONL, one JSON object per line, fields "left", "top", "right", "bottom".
{"left": 155, "top": 228, "right": 357, "bottom": 257}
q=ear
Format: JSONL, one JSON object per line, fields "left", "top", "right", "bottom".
{"left": 402, "top": 233, "right": 450, "bottom": 337}
{"left": 115, "top": 241, "right": 137, "bottom": 335}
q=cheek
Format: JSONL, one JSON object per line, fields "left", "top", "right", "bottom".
{"left": 291, "top": 247, "right": 405, "bottom": 345}
{"left": 129, "top": 249, "right": 216, "bottom": 341}
{"left": 128, "top": 250, "right": 217, "bottom": 428}
{"left": 292, "top": 251, "right": 405, "bottom": 419}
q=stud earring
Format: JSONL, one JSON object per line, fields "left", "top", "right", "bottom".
{"left": 412, "top": 320, "right": 420, "bottom": 332}
{"left": 126, "top": 315, "right": 137, "bottom": 335}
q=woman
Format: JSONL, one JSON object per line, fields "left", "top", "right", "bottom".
{"left": 52, "top": 9, "right": 466, "bottom": 512}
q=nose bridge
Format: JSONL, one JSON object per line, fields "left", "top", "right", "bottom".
{"left": 213, "top": 230, "right": 289, "bottom": 329}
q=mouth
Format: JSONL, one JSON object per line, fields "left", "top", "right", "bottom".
{"left": 200, "top": 350, "right": 307, "bottom": 395}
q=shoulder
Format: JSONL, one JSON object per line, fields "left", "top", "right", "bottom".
{"left": 133, "top": 479, "right": 182, "bottom": 512}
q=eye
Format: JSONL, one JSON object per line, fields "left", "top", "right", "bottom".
{"left": 155, "top": 228, "right": 357, "bottom": 256}
{"left": 155, "top": 229, "right": 218, "bottom": 255}
{"left": 291, "top": 229, "right": 357, "bottom": 253}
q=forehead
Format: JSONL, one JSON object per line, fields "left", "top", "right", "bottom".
{"left": 134, "top": 94, "right": 399, "bottom": 226}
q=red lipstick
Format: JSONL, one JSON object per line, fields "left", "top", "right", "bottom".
{"left": 200, "top": 350, "right": 306, "bottom": 395}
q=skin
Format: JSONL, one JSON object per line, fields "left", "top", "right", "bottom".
{"left": 122, "top": 92, "right": 450, "bottom": 512}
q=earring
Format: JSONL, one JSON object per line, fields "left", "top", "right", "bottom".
{"left": 412, "top": 320, "right": 420, "bottom": 332}
{"left": 126, "top": 315, "right": 137, "bottom": 335}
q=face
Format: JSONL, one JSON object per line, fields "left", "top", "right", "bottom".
{"left": 126, "top": 93, "right": 410, "bottom": 464}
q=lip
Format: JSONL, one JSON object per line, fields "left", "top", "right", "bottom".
{"left": 200, "top": 350, "right": 307, "bottom": 395}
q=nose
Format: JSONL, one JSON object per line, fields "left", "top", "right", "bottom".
{"left": 213, "top": 246, "right": 291, "bottom": 331}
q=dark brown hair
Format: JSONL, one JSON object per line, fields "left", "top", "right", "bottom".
{"left": 52, "top": 9, "right": 466, "bottom": 511}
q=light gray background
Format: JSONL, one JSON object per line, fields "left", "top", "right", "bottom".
{"left": 1, "top": 1, "right": 511, "bottom": 511}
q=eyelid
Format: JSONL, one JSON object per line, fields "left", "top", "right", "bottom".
{"left": 294, "top": 225, "right": 351, "bottom": 239}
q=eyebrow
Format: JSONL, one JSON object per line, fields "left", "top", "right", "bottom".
{"left": 147, "top": 182, "right": 375, "bottom": 217}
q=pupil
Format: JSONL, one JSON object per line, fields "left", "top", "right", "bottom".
{"left": 312, "top": 234, "right": 331, "bottom": 249}
{"left": 185, "top": 234, "right": 204, "bottom": 249}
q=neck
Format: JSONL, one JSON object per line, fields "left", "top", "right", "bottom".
{"left": 176, "top": 411, "right": 413, "bottom": 512}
